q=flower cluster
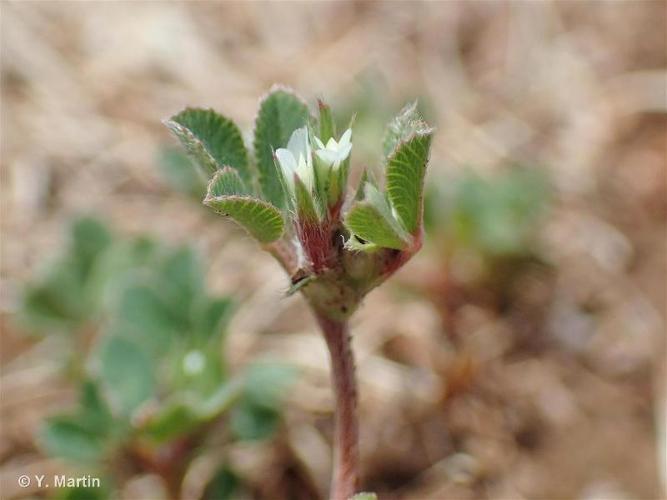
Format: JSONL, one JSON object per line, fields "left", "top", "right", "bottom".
{"left": 273, "top": 125, "right": 353, "bottom": 271}
{"left": 275, "top": 126, "right": 352, "bottom": 218}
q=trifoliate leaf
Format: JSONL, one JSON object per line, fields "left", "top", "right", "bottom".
{"left": 204, "top": 195, "right": 284, "bottom": 243}
{"left": 165, "top": 108, "right": 250, "bottom": 182}
{"left": 385, "top": 130, "right": 432, "bottom": 234}
{"left": 254, "top": 87, "right": 310, "bottom": 208}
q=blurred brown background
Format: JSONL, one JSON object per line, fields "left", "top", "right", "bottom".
{"left": 1, "top": 2, "right": 666, "bottom": 499}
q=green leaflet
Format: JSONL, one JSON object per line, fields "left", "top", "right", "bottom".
{"left": 253, "top": 87, "right": 310, "bottom": 208}
{"left": 165, "top": 108, "right": 250, "bottom": 182}
{"left": 385, "top": 130, "right": 432, "bottom": 234}
{"left": 204, "top": 195, "right": 284, "bottom": 244}
{"left": 345, "top": 184, "right": 410, "bottom": 250}
{"left": 208, "top": 167, "right": 249, "bottom": 197}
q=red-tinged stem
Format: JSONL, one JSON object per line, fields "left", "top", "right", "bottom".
{"left": 316, "top": 313, "right": 359, "bottom": 500}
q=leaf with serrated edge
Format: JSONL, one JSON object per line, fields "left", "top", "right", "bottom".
{"left": 382, "top": 100, "right": 424, "bottom": 157}
{"left": 204, "top": 195, "right": 284, "bottom": 243}
{"left": 165, "top": 108, "right": 250, "bottom": 182}
{"left": 253, "top": 86, "right": 310, "bottom": 208}
{"left": 207, "top": 167, "right": 248, "bottom": 197}
{"left": 385, "top": 130, "right": 432, "bottom": 234}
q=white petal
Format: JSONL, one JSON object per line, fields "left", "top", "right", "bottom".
{"left": 337, "top": 142, "right": 352, "bottom": 161}
{"left": 339, "top": 128, "right": 352, "bottom": 147}
{"left": 314, "top": 137, "right": 326, "bottom": 149}
{"left": 326, "top": 137, "right": 338, "bottom": 150}
{"left": 275, "top": 148, "right": 296, "bottom": 174}
{"left": 316, "top": 149, "right": 338, "bottom": 166}
{"left": 287, "top": 127, "right": 309, "bottom": 160}
{"left": 297, "top": 156, "right": 314, "bottom": 191}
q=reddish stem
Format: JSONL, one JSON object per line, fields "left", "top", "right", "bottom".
{"left": 316, "top": 314, "right": 359, "bottom": 500}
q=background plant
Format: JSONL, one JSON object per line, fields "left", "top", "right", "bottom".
{"left": 18, "top": 217, "right": 294, "bottom": 500}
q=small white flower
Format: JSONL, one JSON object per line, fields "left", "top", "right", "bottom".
{"left": 314, "top": 128, "right": 352, "bottom": 170}
{"left": 275, "top": 127, "right": 314, "bottom": 195}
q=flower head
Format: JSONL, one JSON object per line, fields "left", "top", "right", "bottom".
{"left": 275, "top": 127, "right": 314, "bottom": 195}
{"left": 314, "top": 128, "right": 352, "bottom": 170}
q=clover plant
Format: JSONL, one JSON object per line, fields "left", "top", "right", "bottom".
{"left": 19, "top": 218, "right": 294, "bottom": 499}
{"left": 165, "top": 86, "right": 433, "bottom": 500}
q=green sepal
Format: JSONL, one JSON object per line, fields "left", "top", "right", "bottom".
{"left": 164, "top": 108, "right": 250, "bottom": 182}
{"left": 253, "top": 86, "right": 310, "bottom": 208}
{"left": 317, "top": 99, "right": 336, "bottom": 143}
{"left": 204, "top": 195, "right": 284, "bottom": 244}
{"left": 293, "top": 174, "right": 319, "bottom": 223}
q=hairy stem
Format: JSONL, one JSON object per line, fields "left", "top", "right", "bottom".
{"left": 316, "top": 314, "right": 359, "bottom": 500}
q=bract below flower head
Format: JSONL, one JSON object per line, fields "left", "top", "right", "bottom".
{"left": 275, "top": 127, "right": 314, "bottom": 195}
{"left": 314, "top": 128, "right": 352, "bottom": 170}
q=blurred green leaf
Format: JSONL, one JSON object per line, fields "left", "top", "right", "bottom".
{"left": 229, "top": 402, "right": 280, "bottom": 441}
{"left": 141, "top": 398, "right": 201, "bottom": 443}
{"left": 242, "top": 362, "right": 296, "bottom": 411}
{"left": 79, "top": 381, "right": 113, "bottom": 435}
{"left": 41, "top": 417, "right": 106, "bottom": 463}
{"left": 18, "top": 217, "right": 114, "bottom": 334}
{"left": 113, "top": 284, "right": 177, "bottom": 354}
{"left": 158, "top": 146, "right": 207, "bottom": 199}
{"left": 194, "top": 297, "right": 234, "bottom": 343}
{"left": 165, "top": 108, "right": 250, "bottom": 182}
{"left": 70, "top": 217, "right": 113, "bottom": 274}
{"left": 253, "top": 87, "right": 310, "bottom": 207}
{"left": 158, "top": 246, "right": 204, "bottom": 325}
{"left": 99, "top": 336, "right": 154, "bottom": 415}
{"left": 425, "top": 168, "right": 550, "bottom": 257}
{"left": 202, "top": 466, "right": 240, "bottom": 500}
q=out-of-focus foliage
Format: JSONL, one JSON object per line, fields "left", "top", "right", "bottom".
{"left": 18, "top": 217, "right": 295, "bottom": 499}
{"left": 424, "top": 167, "right": 551, "bottom": 258}
{"left": 159, "top": 146, "right": 207, "bottom": 200}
